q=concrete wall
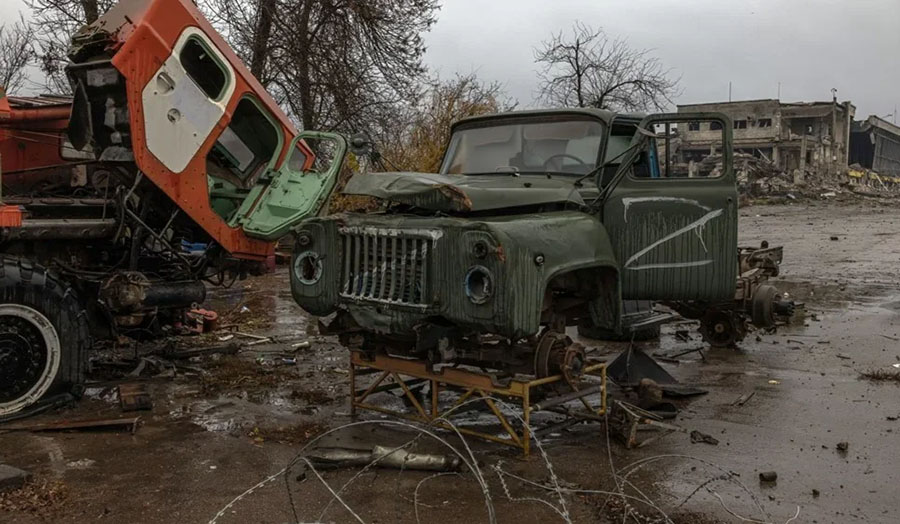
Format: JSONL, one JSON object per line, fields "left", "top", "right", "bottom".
{"left": 677, "top": 99, "right": 856, "bottom": 175}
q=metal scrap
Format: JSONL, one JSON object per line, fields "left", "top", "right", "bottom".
{"left": 118, "top": 383, "right": 152, "bottom": 412}
{"left": 305, "top": 445, "right": 461, "bottom": 472}
{"left": 610, "top": 400, "right": 685, "bottom": 449}
{"left": 0, "top": 416, "right": 141, "bottom": 434}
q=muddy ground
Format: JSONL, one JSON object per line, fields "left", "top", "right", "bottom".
{"left": 1, "top": 200, "right": 898, "bottom": 524}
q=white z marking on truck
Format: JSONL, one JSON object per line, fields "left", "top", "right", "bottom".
{"left": 624, "top": 208, "right": 724, "bottom": 271}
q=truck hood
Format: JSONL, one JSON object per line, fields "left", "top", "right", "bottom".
{"left": 342, "top": 172, "right": 585, "bottom": 213}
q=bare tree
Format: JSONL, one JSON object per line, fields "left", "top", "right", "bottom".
{"left": 0, "top": 15, "right": 34, "bottom": 94}
{"left": 535, "top": 23, "right": 681, "bottom": 112}
{"left": 204, "top": 0, "right": 439, "bottom": 133}
{"left": 25, "top": 0, "right": 113, "bottom": 92}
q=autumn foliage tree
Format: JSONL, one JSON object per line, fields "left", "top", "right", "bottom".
{"left": 378, "top": 74, "right": 514, "bottom": 173}
{"left": 328, "top": 74, "right": 513, "bottom": 212}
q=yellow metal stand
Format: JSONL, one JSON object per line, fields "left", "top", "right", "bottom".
{"left": 349, "top": 352, "right": 607, "bottom": 456}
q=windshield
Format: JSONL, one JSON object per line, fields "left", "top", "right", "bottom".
{"left": 441, "top": 119, "right": 605, "bottom": 176}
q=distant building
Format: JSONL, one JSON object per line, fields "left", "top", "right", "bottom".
{"left": 849, "top": 116, "right": 900, "bottom": 177}
{"left": 677, "top": 99, "right": 855, "bottom": 175}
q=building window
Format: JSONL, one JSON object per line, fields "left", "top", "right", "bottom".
{"left": 687, "top": 121, "right": 700, "bottom": 131}
{"left": 709, "top": 121, "right": 723, "bottom": 131}
{"left": 757, "top": 118, "right": 772, "bottom": 128}
{"left": 734, "top": 120, "right": 748, "bottom": 129}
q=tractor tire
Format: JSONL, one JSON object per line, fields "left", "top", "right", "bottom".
{"left": 0, "top": 257, "right": 90, "bottom": 417}
{"left": 577, "top": 300, "right": 661, "bottom": 342}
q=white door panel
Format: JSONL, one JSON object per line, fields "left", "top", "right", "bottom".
{"left": 141, "top": 27, "right": 235, "bottom": 173}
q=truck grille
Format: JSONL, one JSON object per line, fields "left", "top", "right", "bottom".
{"left": 339, "top": 227, "right": 438, "bottom": 307}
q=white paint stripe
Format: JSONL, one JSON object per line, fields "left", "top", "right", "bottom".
{"left": 624, "top": 208, "right": 724, "bottom": 269}
{"left": 622, "top": 197, "right": 711, "bottom": 222}
{"left": 626, "top": 260, "right": 713, "bottom": 271}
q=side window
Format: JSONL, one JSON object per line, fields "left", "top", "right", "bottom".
{"left": 287, "top": 142, "right": 309, "bottom": 172}
{"left": 180, "top": 37, "right": 227, "bottom": 100}
{"left": 206, "top": 96, "right": 281, "bottom": 194}
{"left": 634, "top": 119, "right": 726, "bottom": 179}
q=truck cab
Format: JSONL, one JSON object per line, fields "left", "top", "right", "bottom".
{"left": 290, "top": 108, "right": 766, "bottom": 376}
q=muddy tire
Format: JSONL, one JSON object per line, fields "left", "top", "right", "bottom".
{"left": 0, "top": 257, "right": 90, "bottom": 416}
{"left": 577, "top": 301, "right": 661, "bottom": 342}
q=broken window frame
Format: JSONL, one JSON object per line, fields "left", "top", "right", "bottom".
{"left": 179, "top": 35, "right": 231, "bottom": 102}
{"left": 633, "top": 119, "right": 727, "bottom": 180}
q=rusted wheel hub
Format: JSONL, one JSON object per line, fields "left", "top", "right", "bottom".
{"left": 533, "top": 331, "right": 584, "bottom": 382}
{"left": 700, "top": 310, "right": 746, "bottom": 348}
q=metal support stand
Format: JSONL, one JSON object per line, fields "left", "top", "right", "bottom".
{"left": 349, "top": 352, "right": 607, "bottom": 456}
{"left": 611, "top": 400, "right": 686, "bottom": 449}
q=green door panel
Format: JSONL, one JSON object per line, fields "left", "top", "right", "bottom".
{"left": 602, "top": 112, "right": 738, "bottom": 301}
{"left": 242, "top": 131, "right": 347, "bottom": 241}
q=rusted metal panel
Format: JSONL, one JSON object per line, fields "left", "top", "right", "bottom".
{"left": 293, "top": 210, "right": 619, "bottom": 340}
{"left": 342, "top": 171, "right": 584, "bottom": 213}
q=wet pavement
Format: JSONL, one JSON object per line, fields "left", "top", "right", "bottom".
{"left": 1, "top": 200, "right": 898, "bottom": 523}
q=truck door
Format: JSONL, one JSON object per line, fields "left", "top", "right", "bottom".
{"left": 142, "top": 27, "right": 236, "bottom": 174}
{"left": 240, "top": 131, "right": 347, "bottom": 241}
{"left": 601, "top": 113, "right": 738, "bottom": 301}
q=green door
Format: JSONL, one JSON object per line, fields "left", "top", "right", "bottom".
{"left": 241, "top": 131, "right": 347, "bottom": 241}
{"left": 601, "top": 112, "right": 738, "bottom": 301}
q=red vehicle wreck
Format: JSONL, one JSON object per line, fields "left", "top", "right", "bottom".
{"left": 0, "top": 0, "right": 346, "bottom": 417}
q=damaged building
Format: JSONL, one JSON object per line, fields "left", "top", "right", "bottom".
{"left": 849, "top": 115, "right": 900, "bottom": 177}
{"left": 677, "top": 98, "right": 855, "bottom": 176}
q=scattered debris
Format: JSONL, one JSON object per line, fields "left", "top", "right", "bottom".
{"left": 0, "top": 417, "right": 141, "bottom": 435}
{"left": 65, "top": 459, "right": 96, "bottom": 470}
{"left": 609, "top": 347, "right": 677, "bottom": 386}
{"left": 836, "top": 441, "right": 849, "bottom": 452}
{"left": 0, "top": 465, "right": 31, "bottom": 493}
{"left": 759, "top": 471, "right": 778, "bottom": 483}
{"left": 200, "top": 355, "right": 297, "bottom": 394}
{"left": 731, "top": 391, "right": 756, "bottom": 406}
{"left": 611, "top": 400, "right": 686, "bottom": 449}
{"left": 305, "top": 445, "right": 462, "bottom": 472}
{"left": 690, "top": 430, "right": 720, "bottom": 446}
{"left": 118, "top": 383, "right": 152, "bottom": 412}
{"left": 248, "top": 422, "right": 328, "bottom": 445}
{"left": 636, "top": 378, "right": 663, "bottom": 408}
{"left": 0, "top": 479, "right": 68, "bottom": 515}
{"left": 859, "top": 369, "right": 900, "bottom": 383}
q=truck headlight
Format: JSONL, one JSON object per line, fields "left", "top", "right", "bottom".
{"left": 465, "top": 266, "right": 493, "bottom": 304}
{"left": 294, "top": 251, "right": 323, "bottom": 285}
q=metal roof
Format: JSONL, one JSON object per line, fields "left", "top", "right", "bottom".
{"left": 6, "top": 95, "right": 74, "bottom": 109}
{"left": 452, "top": 107, "right": 621, "bottom": 129}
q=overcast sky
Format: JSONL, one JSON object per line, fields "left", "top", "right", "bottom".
{"left": 3, "top": 0, "right": 898, "bottom": 119}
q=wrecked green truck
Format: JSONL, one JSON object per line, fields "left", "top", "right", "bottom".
{"left": 290, "top": 108, "right": 791, "bottom": 378}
